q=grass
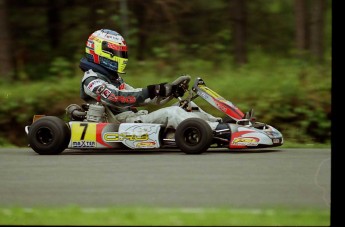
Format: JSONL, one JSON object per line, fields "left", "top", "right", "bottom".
{"left": 0, "top": 206, "right": 330, "bottom": 226}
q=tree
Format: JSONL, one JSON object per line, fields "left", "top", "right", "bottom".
{"left": 294, "top": 0, "right": 326, "bottom": 62}
{"left": 230, "top": 0, "right": 248, "bottom": 65}
{"left": 47, "top": 0, "right": 61, "bottom": 51}
{"left": 128, "top": 0, "right": 183, "bottom": 61}
{"left": 129, "top": 0, "right": 150, "bottom": 61}
{"left": 294, "top": 0, "right": 308, "bottom": 55}
{"left": 309, "top": 0, "right": 326, "bottom": 63}
{"left": 0, "top": 0, "right": 13, "bottom": 79}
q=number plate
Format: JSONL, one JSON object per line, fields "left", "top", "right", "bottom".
{"left": 273, "top": 138, "right": 281, "bottom": 144}
{"left": 70, "top": 122, "right": 97, "bottom": 148}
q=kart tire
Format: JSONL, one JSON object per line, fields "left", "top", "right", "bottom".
{"left": 28, "top": 116, "right": 71, "bottom": 155}
{"left": 175, "top": 118, "right": 213, "bottom": 154}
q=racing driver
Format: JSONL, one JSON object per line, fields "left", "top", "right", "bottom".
{"left": 78, "top": 29, "right": 221, "bottom": 130}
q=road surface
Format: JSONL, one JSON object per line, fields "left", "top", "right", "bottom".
{"left": 0, "top": 147, "right": 330, "bottom": 209}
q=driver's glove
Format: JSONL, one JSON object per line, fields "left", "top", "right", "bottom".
{"left": 147, "top": 83, "right": 173, "bottom": 99}
{"left": 171, "top": 85, "right": 185, "bottom": 98}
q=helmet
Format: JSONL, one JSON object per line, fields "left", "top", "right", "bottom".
{"left": 85, "top": 29, "right": 128, "bottom": 73}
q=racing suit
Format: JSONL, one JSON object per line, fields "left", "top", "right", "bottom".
{"left": 79, "top": 58, "right": 220, "bottom": 129}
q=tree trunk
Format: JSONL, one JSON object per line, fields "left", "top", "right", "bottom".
{"left": 309, "top": 0, "right": 326, "bottom": 63}
{"left": 130, "top": 0, "right": 149, "bottom": 61}
{"left": 47, "top": 0, "right": 61, "bottom": 50}
{"left": 231, "top": 0, "right": 247, "bottom": 65}
{"left": 294, "top": 0, "right": 308, "bottom": 54}
{"left": 0, "top": 0, "right": 13, "bottom": 79}
{"left": 120, "top": 0, "right": 129, "bottom": 39}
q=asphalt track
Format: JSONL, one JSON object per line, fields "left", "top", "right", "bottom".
{"left": 0, "top": 147, "right": 330, "bottom": 209}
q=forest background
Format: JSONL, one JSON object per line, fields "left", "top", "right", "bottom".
{"left": 0, "top": 0, "right": 332, "bottom": 147}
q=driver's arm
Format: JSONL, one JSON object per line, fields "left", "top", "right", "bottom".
{"left": 82, "top": 70, "right": 172, "bottom": 108}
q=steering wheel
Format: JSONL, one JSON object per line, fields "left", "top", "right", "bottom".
{"left": 171, "top": 75, "right": 191, "bottom": 97}
{"left": 151, "top": 75, "right": 191, "bottom": 105}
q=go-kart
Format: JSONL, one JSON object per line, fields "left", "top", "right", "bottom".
{"left": 25, "top": 76, "right": 283, "bottom": 155}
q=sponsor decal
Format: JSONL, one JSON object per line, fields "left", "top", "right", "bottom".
{"left": 107, "top": 42, "right": 127, "bottom": 51}
{"left": 87, "top": 80, "right": 103, "bottom": 91}
{"left": 93, "top": 37, "right": 102, "bottom": 43}
{"left": 136, "top": 141, "right": 157, "bottom": 148}
{"left": 216, "top": 102, "right": 228, "bottom": 113}
{"left": 107, "top": 93, "right": 136, "bottom": 104}
{"left": 105, "top": 34, "right": 116, "bottom": 40}
{"left": 119, "top": 83, "right": 125, "bottom": 90}
{"left": 72, "top": 140, "right": 96, "bottom": 148}
{"left": 273, "top": 138, "right": 281, "bottom": 144}
{"left": 70, "top": 122, "right": 98, "bottom": 148}
{"left": 231, "top": 137, "right": 259, "bottom": 146}
{"left": 101, "top": 88, "right": 111, "bottom": 98}
{"left": 197, "top": 90, "right": 209, "bottom": 100}
{"left": 86, "top": 40, "right": 94, "bottom": 49}
{"left": 103, "top": 132, "right": 149, "bottom": 142}
{"left": 96, "top": 84, "right": 106, "bottom": 94}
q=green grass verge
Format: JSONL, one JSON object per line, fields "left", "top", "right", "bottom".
{"left": 0, "top": 206, "right": 330, "bottom": 226}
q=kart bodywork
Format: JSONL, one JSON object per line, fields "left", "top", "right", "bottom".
{"left": 25, "top": 76, "right": 283, "bottom": 155}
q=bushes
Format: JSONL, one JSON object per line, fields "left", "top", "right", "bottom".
{"left": 0, "top": 77, "right": 82, "bottom": 146}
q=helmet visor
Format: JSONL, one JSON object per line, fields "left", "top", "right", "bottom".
{"left": 102, "top": 41, "right": 128, "bottom": 58}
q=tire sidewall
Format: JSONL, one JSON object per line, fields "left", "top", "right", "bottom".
{"left": 175, "top": 118, "right": 213, "bottom": 154}
{"left": 28, "top": 116, "right": 70, "bottom": 155}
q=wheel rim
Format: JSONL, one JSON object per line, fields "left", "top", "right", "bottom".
{"left": 36, "top": 127, "right": 54, "bottom": 145}
{"left": 183, "top": 127, "right": 201, "bottom": 145}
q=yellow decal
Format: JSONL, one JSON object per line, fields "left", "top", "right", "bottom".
{"left": 103, "top": 132, "right": 149, "bottom": 142}
{"left": 71, "top": 123, "right": 97, "bottom": 147}
{"left": 199, "top": 85, "right": 223, "bottom": 99}
{"left": 232, "top": 137, "right": 259, "bottom": 145}
{"left": 232, "top": 137, "right": 257, "bottom": 143}
{"left": 136, "top": 141, "right": 156, "bottom": 148}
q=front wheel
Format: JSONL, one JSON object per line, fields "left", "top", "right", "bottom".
{"left": 175, "top": 118, "right": 213, "bottom": 154}
{"left": 28, "top": 116, "right": 71, "bottom": 155}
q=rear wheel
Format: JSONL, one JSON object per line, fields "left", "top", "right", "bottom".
{"left": 175, "top": 118, "right": 213, "bottom": 154}
{"left": 28, "top": 116, "right": 70, "bottom": 155}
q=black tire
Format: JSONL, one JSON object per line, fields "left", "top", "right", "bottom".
{"left": 28, "top": 116, "right": 71, "bottom": 155}
{"left": 175, "top": 118, "right": 213, "bottom": 154}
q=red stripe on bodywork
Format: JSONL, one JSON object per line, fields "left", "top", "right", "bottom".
{"left": 213, "top": 98, "right": 244, "bottom": 120}
{"left": 96, "top": 123, "right": 112, "bottom": 148}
